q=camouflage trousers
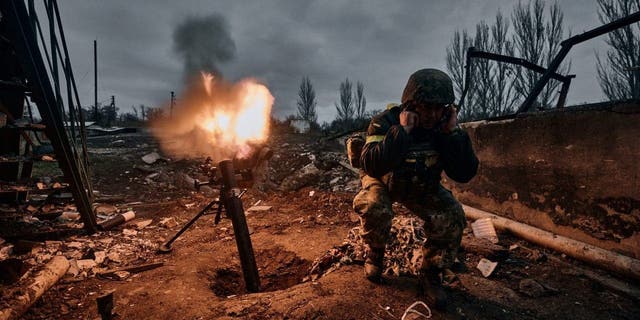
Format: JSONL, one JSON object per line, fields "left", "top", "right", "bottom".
{"left": 353, "top": 174, "right": 466, "bottom": 270}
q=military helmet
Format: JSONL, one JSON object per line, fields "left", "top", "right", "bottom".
{"left": 401, "top": 68, "right": 455, "bottom": 105}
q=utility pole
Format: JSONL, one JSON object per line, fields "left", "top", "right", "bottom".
{"left": 170, "top": 91, "right": 175, "bottom": 118}
{"left": 109, "top": 95, "right": 115, "bottom": 127}
{"left": 94, "top": 39, "right": 98, "bottom": 123}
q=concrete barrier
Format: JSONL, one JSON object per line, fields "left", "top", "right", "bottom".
{"left": 446, "top": 101, "right": 640, "bottom": 259}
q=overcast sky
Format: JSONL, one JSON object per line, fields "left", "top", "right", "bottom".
{"left": 53, "top": 0, "right": 611, "bottom": 123}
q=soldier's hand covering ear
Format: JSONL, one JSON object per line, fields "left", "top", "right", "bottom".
{"left": 441, "top": 105, "right": 458, "bottom": 134}
{"left": 400, "top": 109, "right": 419, "bottom": 134}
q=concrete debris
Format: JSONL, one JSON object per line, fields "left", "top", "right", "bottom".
{"left": 95, "top": 204, "right": 118, "bottom": 215}
{"left": 102, "top": 270, "right": 131, "bottom": 281}
{"left": 94, "top": 251, "right": 107, "bottom": 264}
{"left": 246, "top": 205, "right": 272, "bottom": 212}
{"left": 141, "top": 152, "right": 162, "bottom": 164}
{"left": 476, "top": 258, "right": 498, "bottom": 277}
{"left": 159, "top": 217, "right": 179, "bottom": 229}
{"left": 280, "top": 163, "right": 321, "bottom": 191}
{"left": 107, "top": 252, "right": 122, "bottom": 264}
{"left": 0, "top": 256, "right": 69, "bottom": 320}
{"left": 67, "top": 260, "right": 80, "bottom": 277}
{"left": 122, "top": 229, "right": 138, "bottom": 236}
{"left": 110, "top": 139, "right": 125, "bottom": 146}
{"left": 145, "top": 172, "right": 160, "bottom": 183}
{"left": 66, "top": 242, "right": 83, "bottom": 249}
{"left": 35, "top": 253, "right": 52, "bottom": 264}
{"left": 58, "top": 211, "right": 80, "bottom": 221}
{"left": 76, "top": 259, "right": 97, "bottom": 270}
{"left": 134, "top": 219, "right": 153, "bottom": 230}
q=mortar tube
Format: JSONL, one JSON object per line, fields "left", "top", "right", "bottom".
{"left": 219, "top": 159, "right": 261, "bottom": 292}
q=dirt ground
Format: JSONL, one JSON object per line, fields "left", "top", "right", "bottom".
{"left": 2, "top": 129, "right": 640, "bottom": 320}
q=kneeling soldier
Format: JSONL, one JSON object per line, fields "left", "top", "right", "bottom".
{"left": 353, "top": 68, "right": 479, "bottom": 308}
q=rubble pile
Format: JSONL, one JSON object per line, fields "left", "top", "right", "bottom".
{"left": 266, "top": 140, "right": 360, "bottom": 193}
{"left": 307, "top": 216, "right": 427, "bottom": 280}
{"left": 0, "top": 223, "right": 161, "bottom": 285}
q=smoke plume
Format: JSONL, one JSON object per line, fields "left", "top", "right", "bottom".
{"left": 173, "top": 13, "right": 236, "bottom": 79}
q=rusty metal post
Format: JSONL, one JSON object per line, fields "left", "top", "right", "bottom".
{"left": 218, "top": 160, "right": 260, "bottom": 292}
{"left": 518, "top": 10, "right": 640, "bottom": 113}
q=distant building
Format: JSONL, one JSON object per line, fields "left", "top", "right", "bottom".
{"left": 290, "top": 119, "right": 311, "bottom": 133}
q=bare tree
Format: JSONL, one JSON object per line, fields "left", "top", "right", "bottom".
{"left": 355, "top": 81, "right": 367, "bottom": 120}
{"left": 296, "top": 76, "right": 318, "bottom": 124}
{"left": 446, "top": 0, "right": 568, "bottom": 120}
{"left": 490, "top": 12, "right": 518, "bottom": 115}
{"left": 446, "top": 10, "right": 517, "bottom": 121}
{"left": 596, "top": 0, "right": 640, "bottom": 100}
{"left": 447, "top": 29, "right": 476, "bottom": 120}
{"left": 512, "top": 0, "right": 569, "bottom": 108}
{"left": 335, "top": 78, "right": 354, "bottom": 123}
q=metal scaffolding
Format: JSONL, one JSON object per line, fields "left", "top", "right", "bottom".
{"left": 0, "top": 0, "right": 97, "bottom": 233}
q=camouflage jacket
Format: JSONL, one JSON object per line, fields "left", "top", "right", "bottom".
{"left": 360, "top": 105, "right": 478, "bottom": 186}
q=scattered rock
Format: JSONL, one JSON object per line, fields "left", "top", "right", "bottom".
{"left": 159, "top": 217, "right": 179, "bottom": 229}
{"left": 107, "top": 252, "right": 122, "bottom": 263}
{"left": 110, "top": 139, "right": 125, "bottom": 147}
{"left": 67, "top": 260, "right": 80, "bottom": 277}
{"left": 141, "top": 152, "right": 162, "bottom": 164}
{"left": 145, "top": 173, "right": 160, "bottom": 183}
{"left": 94, "top": 251, "right": 107, "bottom": 264}
{"left": 123, "top": 229, "right": 138, "bottom": 236}
{"left": 94, "top": 204, "right": 117, "bottom": 215}
{"left": 526, "top": 249, "right": 548, "bottom": 262}
{"left": 35, "top": 253, "right": 52, "bottom": 264}
{"left": 112, "top": 271, "right": 130, "bottom": 280}
{"left": 66, "top": 241, "right": 83, "bottom": 249}
{"left": 135, "top": 219, "right": 153, "bottom": 230}
{"left": 58, "top": 211, "right": 80, "bottom": 221}
{"left": 246, "top": 206, "right": 272, "bottom": 212}
{"left": 77, "top": 259, "right": 97, "bottom": 270}
{"left": 280, "top": 163, "right": 321, "bottom": 191}
{"left": 519, "top": 279, "right": 546, "bottom": 298}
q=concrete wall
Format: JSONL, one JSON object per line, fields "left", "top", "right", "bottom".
{"left": 447, "top": 101, "right": 640, "bottom": 259}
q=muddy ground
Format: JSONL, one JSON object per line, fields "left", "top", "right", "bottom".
{"left": 2, "top": 129, "right": 640, "bottom": 320}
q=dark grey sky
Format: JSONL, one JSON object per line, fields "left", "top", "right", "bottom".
{"left": 56, "top": 0, "right": 608, "bottom": 123}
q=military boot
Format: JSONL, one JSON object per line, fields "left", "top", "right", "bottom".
{"left": 418, "top": 266, "right": 448, "bottom": 310}
{"left": 364, "top": 246, "right": 385, "bottom": 283}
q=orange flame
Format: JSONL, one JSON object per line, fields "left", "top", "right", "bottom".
{"left": 151, "top": 73, "right": 273, "bottom": 160}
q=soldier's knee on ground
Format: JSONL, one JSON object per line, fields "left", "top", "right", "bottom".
{"left": 353, "top": 177, "right": 394, "bottom": 248}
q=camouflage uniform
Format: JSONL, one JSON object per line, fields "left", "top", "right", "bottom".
{"left": 353, "top": 69, "right": 478, "bottom": 275}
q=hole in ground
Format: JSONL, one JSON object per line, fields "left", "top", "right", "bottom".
{"left": 208, "top": 246, "right": 310, "bottom": 296}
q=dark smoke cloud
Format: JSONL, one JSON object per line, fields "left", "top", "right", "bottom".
{"left": 173, "top": 13, "right": 236, "bottom": 79}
